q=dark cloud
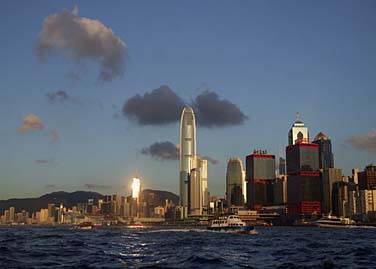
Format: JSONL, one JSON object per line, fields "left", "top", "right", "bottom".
{"left": 347, "top": 129, "right": 376, "bottom": 153}
{"left": 46, "top": 90, "right": 81, "bottom": 105}
{"left": 35, "top": 6, "right": 127, "bottom": 82}
{"left": 123, "top": 85, "right": 185, "bottom": 125}
{"left": 121, "top": 86, "right": 247, "bottom": 128}
{"left": 192, "top": 90, "right": 248, "bottom": 127}
{"left": 84, "top": 183, "right": 111, "bottom": 190}
{"left": 202, "top": 156, "right": 220, "bottom": 165}
{"left": 141, "top": 141, "right": 179, "bottom": 161}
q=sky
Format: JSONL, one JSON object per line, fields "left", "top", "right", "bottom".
{"left": 0, "top": 1, "right": 375, "bottom": 199}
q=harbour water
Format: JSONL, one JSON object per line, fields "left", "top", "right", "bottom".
{"left": 1, "top": 226, "right": 376, "bottom": 268}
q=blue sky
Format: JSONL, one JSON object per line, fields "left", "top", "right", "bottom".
{"left": 0, "top": 1, "right": 375, "bottom": 199}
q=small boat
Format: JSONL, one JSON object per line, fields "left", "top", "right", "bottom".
{"left": 127, "top": 221, "right": 145, "bottom": 228}
{"left": 315, "top": 215, "right": 356, "bottom": 228}
{"left": 207, "top": 215, "right": 254, "bottom": 234}
{"left": 74, "top": 222, "right": 94, "bottom": 230}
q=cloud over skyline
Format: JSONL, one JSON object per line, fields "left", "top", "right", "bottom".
{"left": 348, "top": 129, "right": 376, "bottom": 153}
{"left": 17, "top": 114, "right": 44, "bottom": 133}
{"left": 122, "top": 85, "right": 247, "bottom": 128}
{"left": 46, "top": 90, "right": 81, "bottom": 105}
{"left": 35, "top": 6, "right": 127, "bottom": 82}
{"left": 192, "top": 90, "right": 248, "bottom": 128}
{"left": 141, "top": 141, "right": 179, "bottom": 161}
{"left": 123, "top": 85, "right": 186, "bottom": 125}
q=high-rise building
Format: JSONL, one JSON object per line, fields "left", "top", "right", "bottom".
{"left": 288, "top": 113, "right": 309, "bottom": 146}
{"left": 312, "top": 132, "right": 334, "bottom": 169}
{"left": 321, "top": 168, "right": 342, "bottom": 215}
{"left": 180, "top": 107, "right": 196, "bottom": 218}
{"left": 358, "top": 163, "right": 376, "bottom": 190}
{"left": 200, "top": 159, "right": 209, "bottom": 213}
{"left": 279, "top": 157, "right": 286, "bottom": 175}
{"left": 273, "top": 175, "right": 288, "bottom": 205}
{"left": 226, "top": 158, "right": 245, "bottom": 207}
{"left": 246, "top": 151, "right": 276, "bottom": 210}
{"left": 286, "top": 116, "right": 321, "bottom": 217}
{"left": 189, "top": 156, "right": 202, "bottom": 216}
{"left": 332, "top": 181, "right": 348, "bottom": 217}
{"left": 9, "top": 207, "right": 15, "bottom": 223}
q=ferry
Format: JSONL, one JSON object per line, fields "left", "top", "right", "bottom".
{"left": 73, "top": 222, "right": 94, "bottom": 230}
{"left": 315, "top": 215, "right": 356, "bottom": 228}
{"left": 207, "top": 215, "right": 254, "bottom": 234}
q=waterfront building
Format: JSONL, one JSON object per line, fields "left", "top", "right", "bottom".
{"left": 321, "top": 168, "right": 342, "bottom": 215}
{"left": 9, "top": 207, "right": 15, "bottom": 223}
{"left": 200, "top": 159, "right": 209, "bottom": 213}
{"left": 246, "top": 150, "right": 276, "bottom": 210}
{"left": 273, "top": 175, "right": 288, "bottom": 205}
{"left": 226, "top": 158, "right": 245, "bottom": 207}
{"left": 39, "top": 209, "right": 49, "bottom": 223}
{"left": 188, "top": 155, "right": 208, "bottom": 216}
{"left": 332, "top": 181, "right": 348, "bottom": 217}
{"left": 286, "top": 116, "right": 321, "bottom": 217}
{"left": 358, "top": 163, "right": 376, "bottom": 190}
{"left": 312, "top": 132, "right": 334, "bottom": 169}
{"left": 180, "top": 107, "right": 197, "bottom": 218}
{"left": 358, "top": 189, "right": 376, "bottom": 220}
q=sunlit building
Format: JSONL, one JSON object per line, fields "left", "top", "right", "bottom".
{"left": 226, "top": 158, "right": 245, "bottom": 207}
{"left": 180, "top": 107, "right": 196, "bottom": 218}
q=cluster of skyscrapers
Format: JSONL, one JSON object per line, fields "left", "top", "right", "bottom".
{"left": 223, "top": 113, "right": 376, "bottom": 222}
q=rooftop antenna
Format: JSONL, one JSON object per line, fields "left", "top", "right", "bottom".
{"left": 296, "top": 112, "right": 301, "bottom": 121}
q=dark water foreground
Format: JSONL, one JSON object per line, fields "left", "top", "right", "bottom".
{"left": 1, "top": 226, "right": 376, "bottom": 268}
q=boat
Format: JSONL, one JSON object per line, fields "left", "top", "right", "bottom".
{"left": 74, "top": 222, "right": 94, "bottom": 230}
{"left": 207, "top": 215, "right": 254, "bottom": 234}
{"left": 315, "top": 215, "right": 356, "bottom": 228}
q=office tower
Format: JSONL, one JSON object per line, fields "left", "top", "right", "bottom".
{"left": 358, "top": 163, "right": 376, "bottom": 190}
{"left": 132, "top": 177, "right": 142, "bottom": 218}
{"left": 226, "top": 158, "right": 245, "bottom": 207}
{"left": 200, "top": 159, "right": 209, "bottom": 213}
{"left": 246, "top": 150, "right": 276, "bottom": 210}
{"left": 286, "top": 116, "right": 321, "bottom": 217}
{"left": 312, "top": 132, "right": 334, "bottom": 169}
{"left": 288, "top": 113, "right": 309, "bottom": 146}
{"left": 273, "top": 175, "right": 288, "bottom": 205}
{"left": 352, "top": 168, "right": 359, "bottom": 185}
{"left": 188, "top": 156, "right": 205, "bottom": 216}
{"left": 321, "top": 168, "right": 342, "bottom": 215}
{"left": 180, "top": 107, "right": 196, "bottom": 218}
{"left": 279, "top": 157, "right": 286, "bottom": 175}
{"left": 358, "top": 189, "right": 376, "bottom": 217}
{"left": 332, "top": 181, "right": 348, "bottom": 217}
{"left": 9, "top": 207, "right": 15, "bottom": 223}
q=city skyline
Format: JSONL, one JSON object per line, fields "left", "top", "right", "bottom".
{"left": 1, "top": 1, "right": 376, "bottom": 199}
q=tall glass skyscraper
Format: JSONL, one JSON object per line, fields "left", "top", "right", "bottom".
{"left": 312, "top": 132, "right": 334, "bottom": 169}
{"left": 179, "top": 107, "right": 196, "bottom": 218}
{"left": 226, "top": 158, "right": 245, "bottom": 207}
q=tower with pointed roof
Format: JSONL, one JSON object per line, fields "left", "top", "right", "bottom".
{"left": 288, "top": 112, "right": 309, "bottom": 146}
